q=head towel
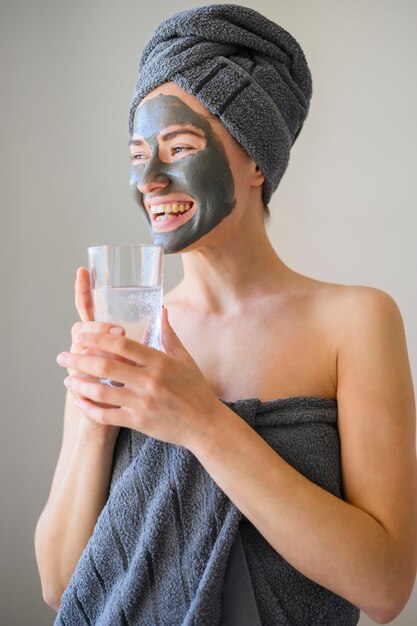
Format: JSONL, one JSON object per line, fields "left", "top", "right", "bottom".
{"left": 128, "top": 3, "right": 312, "bottom": 204}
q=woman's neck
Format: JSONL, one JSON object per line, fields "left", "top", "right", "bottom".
{"left": 175, "top": 215, "right": 296, "bottom": 315}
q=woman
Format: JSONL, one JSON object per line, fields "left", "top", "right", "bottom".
{"left": 35, "top": 5, "right": 417, "bottom": 625}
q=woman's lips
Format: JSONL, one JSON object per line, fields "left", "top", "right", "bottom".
{"left": 150, "top": 203, "right": 197, "bottom": 232}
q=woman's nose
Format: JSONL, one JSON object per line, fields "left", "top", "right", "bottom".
{"left": 136, "top": 155, "right": 170, "bottom": 194}
{"left": 138, "top": 174, "right": 170, "bottom": 195}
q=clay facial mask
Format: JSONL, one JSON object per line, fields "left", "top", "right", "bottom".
{"left": 129, "top": 94, "right": 236, "bottom": 254}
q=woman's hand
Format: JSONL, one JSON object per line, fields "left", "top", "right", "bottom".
{"left": 66, "top": 267, "right": 125, "bottom": 439}
{"left": 57, "top": 307, "right": 221, "bottom": 450}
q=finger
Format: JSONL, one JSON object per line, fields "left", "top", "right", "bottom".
{"left": 67, "top": 347, "right": 135, "bottom": 379}
{"left": 67, "top": 369, "right": 96, "bottom": 380}
{"left": 57, "top": 351, "right": 144, "bottom": 387}
{"left": 161, "top": 306, "right": 194, "bottom": 361}
{"left": 71, "top": 320, "right": 125, "bottom": 342}
{"left": 73, "top": 398, "right": 132, "bottom": 428}
{"left": 65, "top": 377, "right": 115, "bottom": 406}
{"left": 77, "top": 347, "right": 136, "bottom": 365}
{"left": 75, "top": 267, "right": 94, "bottom": 322}
{"left": 72, "top": 332, "right": 158, "bottom": 366}
{"left": 63, "top": 376, "right": 135, "bottom": 408}
{"left": 68, "top": 347, "right": 118, "bottom": 378}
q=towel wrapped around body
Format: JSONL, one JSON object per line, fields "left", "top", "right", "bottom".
{"left": 54, "top": 396, "right": 360, "bottom": 626}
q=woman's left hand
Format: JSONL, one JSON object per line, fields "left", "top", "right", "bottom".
{"left": 56, "top": 307, "right": 222, "bottom": 450}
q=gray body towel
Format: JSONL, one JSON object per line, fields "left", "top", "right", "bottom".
{"left": 54, "top": 396, "right": 360, "bottom": 625}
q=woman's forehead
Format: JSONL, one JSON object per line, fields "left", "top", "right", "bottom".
{"left": 135, "top": 94, "right": 208, "bottom": 129}
{"left": 133, "top": 82, "right": 241, "bottom": 155}
{"left": 133, "top": 93, "right": 213, "bottom": 139}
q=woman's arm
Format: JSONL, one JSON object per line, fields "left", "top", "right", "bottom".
{"left": 34, "top": 392, "right": 119, "bottom": 611}
{"left": 191, "top": 287, "right": 417, "bottom": 624}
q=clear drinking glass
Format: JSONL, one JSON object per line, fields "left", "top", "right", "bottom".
{"left": 88, "top": 245, "right": 164, "bottom": 385}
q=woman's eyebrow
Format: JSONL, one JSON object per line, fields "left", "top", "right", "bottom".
{"left": 129, "top": 138, "right": 147, "bottom": 146}
{"left": 128, "top": 127, "right": 206, "bottom": 147}
{"left": 158, "top": 127, "right": 206, "bottom": 141}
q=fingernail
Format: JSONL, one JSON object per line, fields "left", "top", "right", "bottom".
{"left": 76, "top": 333, "right": 86, "bottom": 343}
{"left": 63, "top": 376, "right": 74, "bottom": 388}
{"left": 57, "top": 353, "right": 69, "bottom": 365}
{"left": 109, "top": 326, "right": 125, "bottom": 335}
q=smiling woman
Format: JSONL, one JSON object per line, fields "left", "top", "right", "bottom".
{"left": 35, "top": 4, "right": 417, "bottom": 626}
{"left": 129, "top": 123, "right": 207, "bottom": 229}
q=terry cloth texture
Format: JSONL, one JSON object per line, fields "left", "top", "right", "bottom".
{"left": 55, "top": 396, "right": 360, "bottom": 626}
{"left": 128, "top": 4, "right": 312, "bottom": 205}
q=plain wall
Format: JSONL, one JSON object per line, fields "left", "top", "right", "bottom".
{"left": 1, "top": 1, "right": 416, "bottom": 624}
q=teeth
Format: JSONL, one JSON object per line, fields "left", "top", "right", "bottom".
{"left": 155, "top": 214, "right": 171, "bottom": 221}
{"left": 150, "top": 202, "right": 193, "bottom": 215}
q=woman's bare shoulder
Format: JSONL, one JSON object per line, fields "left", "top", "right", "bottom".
{"left": 293, "top": 277, "right": 403, "bottom": 355}
{"left": 303, "top": 278, "right": 400, "bottom": 320}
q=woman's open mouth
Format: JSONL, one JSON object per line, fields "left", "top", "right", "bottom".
{"left": 149, "top": 201, "right": 197, "bottom": 232}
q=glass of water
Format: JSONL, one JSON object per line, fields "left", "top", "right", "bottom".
{"left": 88, "top": 245, "right": 164, "bottom": 384}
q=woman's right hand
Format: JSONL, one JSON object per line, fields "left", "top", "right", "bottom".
{"left": 67, "top": 267, "right": 124, "bottom": 439}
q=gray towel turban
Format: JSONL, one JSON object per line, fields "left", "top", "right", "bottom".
{"left": 128, "top": 3, "right": 312, "bottom": 204}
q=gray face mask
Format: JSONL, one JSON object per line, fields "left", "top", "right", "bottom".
{"left": 129, "top": 94, "right": 236, "bottom": 254}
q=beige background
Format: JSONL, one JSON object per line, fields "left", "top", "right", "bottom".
{"left": 1, "top": 0, "right": 416, "bottom": 624}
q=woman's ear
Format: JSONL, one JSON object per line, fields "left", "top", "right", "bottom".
{"left": 251, "top": 163, "right": 265, "bottom": 187}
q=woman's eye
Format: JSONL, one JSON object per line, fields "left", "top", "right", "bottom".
{"left": 130, "top": 153, "right": 147, "bottom": 162}
{"left": 172, "top": 145, "right": 191, "bottom": 155}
